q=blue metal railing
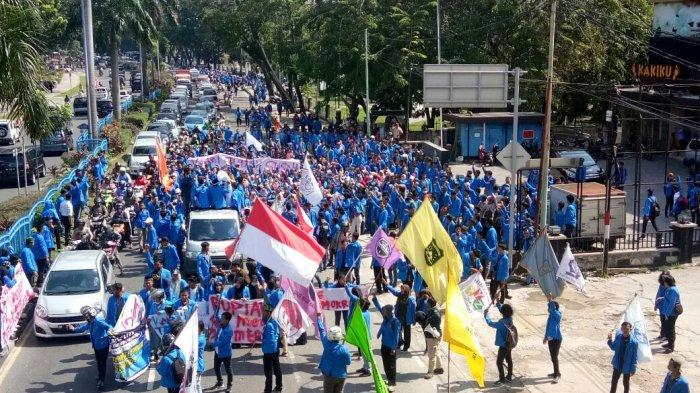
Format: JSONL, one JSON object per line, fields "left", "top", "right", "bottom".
{"left": 0, "top": 139, "right": 109, "bottom": 253}
{"left": 77, "top": 96, "right": 134, "bottom": 150}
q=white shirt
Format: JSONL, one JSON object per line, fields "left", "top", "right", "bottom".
{"left": 59, "top": 200, "right": 74, "bottom": 217}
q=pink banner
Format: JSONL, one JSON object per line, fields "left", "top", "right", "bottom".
{"left": 280, "top": 277, "right": 318, "bottom": 321}
{"left": 208, "top": 295, "right": 264, "bottom": 344}
{"left": 0, "top": 264, "right": 36, "bottom": 348}
{"left": 187, "top": 153, "right": 300, "bottom": 174}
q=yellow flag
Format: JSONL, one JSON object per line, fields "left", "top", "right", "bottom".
{"left": 444, "top": 273, "right": 486, "bottom": 387}
{"left": 396, "top": 198, "right": 462, "bottom": 304}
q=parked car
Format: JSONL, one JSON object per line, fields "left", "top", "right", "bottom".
{"left": 0, "top": 119, "right": 22, "bottom": 145}
{"left": 195, "top": 102, "right": 216, "bottom": 121}
{"left": 119, "top": 89, "right": 131, "bottom": 103}
{"left": 96, "top": 99, "right": 113, "bottom": 118}
{"left": 128, "top": 138, "right": 158, "bottom": 175}
{"left": 34, "top": 250, "right": 112, "bottom": 339}
{"left": 0, "top": 146, "right": 46, "bottom": 185}
{"left": 555, "top": 149, "right": 603, "bottom": 182}
{"left": 95, "top": 87, "right": 109, "bottom": 100}
{"left": 73, "top": 96, "right": 88, "bottom": 117}
{"left": 183, "top": 209, "right": 241, "bottom": 274}
{"left": 156, "top": 112, "right": 178, "bottom": 123}
{"left": 40, "top": 128, "right": 73, "bottom": 154}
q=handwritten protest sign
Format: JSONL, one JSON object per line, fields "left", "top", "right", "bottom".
{"left": 208, "top": 296, "right": 264, "bottom": 344}
{"left": 315, "top": 288, "right": 350, "bottom": 311}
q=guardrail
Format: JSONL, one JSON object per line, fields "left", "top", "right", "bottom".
{"left": 0, "top": 138, "right": 109, "bottom": 253}
{"left": 76, "top": 96, "right": 134, "bottom": 150}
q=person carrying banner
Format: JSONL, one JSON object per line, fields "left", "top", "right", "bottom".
{"left": 484, "top": 303, "right": 514, "bottom": 385}
{"left": 659, "top": 358, "right": 690, "bottom": 393}
{"left": 262, "top": 304, "right": 283, "bottom": 393}
{"left": 157, "top": 333, "right": 186, "bottom": 393}
{"left": 316, "top": 316, "right": 352, "bottom": 393}
{"left": 415, "top": 297, "right": 444, "bottom": 379}
{"left": 543, "top": 293, "right": 562, "bottom": 382}
{"left": 106, "top": 283, "right": 130, "bottom": 326}
{"left": 607, "top": 321, "right": 638, "bottom": 393}
{"left": 212, "top": 311, "right": 234, "bottom": 391}
{"left": 372, "top": 295, "right": 401, "bottom": 391}
{"left": 68, "top": 306, "right": 114, "bottom": 390}
{"left": 196, "top": 320, "right": 206, "bottom": 393}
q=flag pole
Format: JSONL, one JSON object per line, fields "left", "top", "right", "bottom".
{"left": 447, "top": 346, "right": 451, "bottom": 393}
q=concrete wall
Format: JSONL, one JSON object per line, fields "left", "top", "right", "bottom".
{"left": 574, "top": 248, "right": 680, "bottom": 270}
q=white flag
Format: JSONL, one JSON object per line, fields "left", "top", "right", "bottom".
{"left": 556, "top": 244, "right": 586, "bottom": 293}
{"left": 272, "top": 288, "right": 314, "bottom": 342}
{"left": 459, "top": 273, "right": 492, "bottom": 316}
{"left": 173, "top": 312, "right": 200, "bottom": 392}
{"left": 618, "top": 295, "right": 653, "bottom": 363}
{"left": 245, "top": 132, "right": 264, "bottom": 151}
{"left": 300, "top": 156, "right": 323, "bottom": 206}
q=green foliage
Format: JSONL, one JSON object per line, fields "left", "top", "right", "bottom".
{"left": 101, "top": 124, "right": 126, "bottom": 157}
{"left": 48, "top": 104, "right": 72, "bottom": 131}
{"left": 123, "top": 110, "right": 149, "bottom": 129}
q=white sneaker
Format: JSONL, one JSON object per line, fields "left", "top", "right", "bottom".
{"left": 424, "top": 373, "right": 434, "bottom": 379}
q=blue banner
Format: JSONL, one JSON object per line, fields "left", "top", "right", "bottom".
{"left": 109, "top": 295, "right": 151, "bottom": 382}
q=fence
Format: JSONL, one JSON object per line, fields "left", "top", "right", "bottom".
{"left": 0, "top": 139, "right": 108, "bottom": 253}
{"left": 76, "top": 96, "right": 134, "bottom": 151}
{"left": 568, "top": 231, "right": 675, "bottom": 253}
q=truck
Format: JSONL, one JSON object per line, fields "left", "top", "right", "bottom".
{"left": 549, "top": 182, "right": 626, "bottom": 238}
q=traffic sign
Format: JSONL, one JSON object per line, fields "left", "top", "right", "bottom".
{"left": 497, "top": 141, "right": 531, "bottom": 171}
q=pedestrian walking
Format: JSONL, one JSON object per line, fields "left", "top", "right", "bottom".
{"left": 68, "top": 306, "right": 114, "bottom": 390}
{"left": 372, "top": 295, "right": 401, "bottom": 392}
{"left": 316, "top": 316, "right": 351, "bottom": 393}
{"left": 657, "top": 274, "right": 682, "bottom": 353}
{"left": 415, "top": 297, "right": 444, "bottom": 379}
{"left": 157, "top": 333, "right": 186, "bottom": 393}
{"left": 262, "top": 305, "right": 283, "bottom": 393}
{"left": 654, "top": 270, "right": 670, "bottom": 340}
{"left": 212, "top": 312, "right": 233, "bottom": 391}
{"left": 608, "top": 322, "right": 638, "bottom": 393}
{"left": 543, "top": 293, "right": 562, "bottom": 382}
{"left": 641, "top": 189, "right": 659, "bottom": 238}
{"left": 660, "top": 358, "right": 690, "bottom": 393}
{"left": 484, "top": 303, "right": 515, "bottom": 386}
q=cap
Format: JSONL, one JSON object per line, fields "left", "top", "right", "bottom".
{"left": 145, "top": 217, "right": 154, "bottom": 224}
{"left": 328, "top": 326, "right": 344, "bottom": 341}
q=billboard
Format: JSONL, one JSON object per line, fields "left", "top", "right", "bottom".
{"left": 653, "top": 1, "right": 700, "bottom": 38}
{"left": 423, "top": 64, "right": 509, "bottom": 108}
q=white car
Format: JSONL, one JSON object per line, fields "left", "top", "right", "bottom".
{"left": 34, "top": 250, "right": 112, "bottom": 338}
{"left": 119, "top": 89, "right": 131, "bottom": 103}
{"left": 95, "top": 87, "right": 109, "bottom": 100}
{"left": 184, "top": 209, "right": 241, "bottom": 272}
{"left": 129, "top": 137, "right": 158, "bottom": 175}
{"left": 0, "top": 119, "right": 22, "bottom": 145}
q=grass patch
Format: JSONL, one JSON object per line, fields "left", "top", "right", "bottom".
{"left": 62, "top": 75, "right": 87, "bottom": 98}
{"left": 0, "top": 182, "right": 59, "bottom": 231}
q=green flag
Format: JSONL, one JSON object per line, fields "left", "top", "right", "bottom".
{"left": 345, "top": 303, "right": 389, "bottom": 393}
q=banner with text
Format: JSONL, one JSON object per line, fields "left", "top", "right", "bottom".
{"left": 207, "top": 296, "right": 264, "bottom": 344}
{"left": 0, "top": 264, "right": 36, "bottom": 349}
{"left": 110, "top": 295, "right": 151, "bottom": 382}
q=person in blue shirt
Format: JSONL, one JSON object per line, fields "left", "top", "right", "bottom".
{"left": 31, "top": 229, "right": 49, "bottom": 282}
{"left": 196, "top": 320, "right": 207, "bottom": 392}
{"left": 68, "top": 306, "right": 113, "bottom": 390}
{"left": 212, "top": 311, "right": 234, "bottom": 390}
{"left": 193, "top": 177, "right": 211, "bottom": 209}
{"left": 316, "top": 316, "right": 351, "bottom": 391}
{"left": 564, "top": 194, "right": 577, "bottom": 238}
{"left": 225, "top": 276, "right": 251, "bottom": 300}
{"left": 372, "top": 295, "right": 401, "bottom": 389}
{"left": 663, "top": 172, "right": 678, "bottom": 218}
{"left": 281, "top": 203, "right": 297, "bottom": 224}
{"left": 656, "top": 274, "right": 681, "bottom": 353}
{"left": 156, "top": 333, "right": 186, "bottom": 393}
{"left": 642, "top": 189, "right": 660, "bottom": 238}
{"left": 139, "top": 277, "right": 154, "bottom": 305}
{"left": 386, "top": 282, "right": 416, "bottom": 351}
{"left": 261, "top": 305, "right": 283, "bottom": 393}
{"left": 105, "top": 283, "right": 130, "bottom": 326}
{"left": 197, "top": 242, "right": 212, "bottom": 285}
{"left": 490, "top": 244, "right": 510, "bottom": 305}
{"left": 345, "top": 232, "right": 363, "bottom": 284}
{"left": 145, "top": 218, "right": 158, "bottom": 254}
{"left": 20, "top": 237, "right": 39, "bottom": 287}
{"left": 160, "top": 237, "right": 181, "bottom": 272}
{"left": 555, "top": 201, "right": 566, "bottom": 230}
{"left": 654, "top": 271, "right": 670, "bottom": 340}
{"left": 543, "top": 293, "right": 562, "bottom": 381}
{"left": 484, "top": 303, "right": 514, "bottom": 385}
{"left": 659, "top": 358, "right": 690, "bottom": 393}
{"left": 173, "top": 288, "right": 197, "bottom": 320}
{"left": 608, "top": 322, "right": 638, "bottom": 393}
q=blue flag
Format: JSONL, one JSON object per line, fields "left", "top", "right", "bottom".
{"left": 521, "top": 234, "right": 566, "bottom": 298}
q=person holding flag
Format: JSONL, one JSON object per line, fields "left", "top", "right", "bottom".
{"left": 607, "top": 321, "right": 638, "bottom": 393}
{"left": 484, "top": 303, "right": 515, "bottom": 385}
{"left": 372, "top": 295, "right": 401, "bottom": 391}
{"left": 316, "top": 316, "right": 352, "bottom": 393}
{"left": 543, "top": 293, "right": 562, "bottom": 382}
{"left": 385, "top": 282, "right": 416, "bottom": 352}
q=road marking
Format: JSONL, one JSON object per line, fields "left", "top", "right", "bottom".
{"left": 146, "top": 365, "right": 156, "bottom": 390}
{"left": 0, "top": 329, "right": 30, "bottom": 384}
{"left": 286, "top": 349, "right": 302, "bottom": 385}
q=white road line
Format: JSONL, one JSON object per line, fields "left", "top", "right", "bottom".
{"left": 146, "top": 365, "right": 157, "bottom": 390}
{"left": 0, "top": 328, "right": 31, "bottom": 384}
{"left": 285, "top": 349, "right": 302, "bottom": 385}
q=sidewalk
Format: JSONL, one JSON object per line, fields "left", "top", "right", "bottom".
{"left": 46, "top": 69, "right": 86, "bottom": 106}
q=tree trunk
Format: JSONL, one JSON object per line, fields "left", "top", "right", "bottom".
{"left": 245, "top": 40, "right": 294, "bottom": 109}
{"left": 140, "top": 39, "right": 149, "bottom": 100}
{"left": 294, "top": 78, "right": 305, "bottom": 113}
{"left": 111, "top": 31, "right": 121, "bottom": 123}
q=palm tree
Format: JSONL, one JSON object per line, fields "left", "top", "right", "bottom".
{"left": 138, "top": 0, "right": 179, "bottom": 99}
{"left": 93, "top": 0, "right": 155, "bottom": 122}
{"left": 0, "top": 0, "right": 53, "bottom": 141}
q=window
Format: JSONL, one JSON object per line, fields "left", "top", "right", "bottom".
{"left": 44, "top": 269, "right": 100, "bottom": 295}
{"left": 189, "top": 218, "right": 239, "bottom": 241}
{"left": 132, "top": 146, "right": 156, "bottom": 156}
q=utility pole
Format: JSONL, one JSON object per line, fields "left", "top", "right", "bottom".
{"left": 80, "top": 0, "right": 98, "bottom": 138}
{"left": 508, "top": 68, "right": 522, "bottom": 271}
{"left": 602, "top": 104, "right": 618, "bottom": 275}
{"left": 437, "top": 0, "right": 444, "bottom": 147}
{"left": 364, "top": 29, "right": 371, "bottom": 136}
{"left": 537, "top": 0, "right": 558, "bottom": 231}
{"left": 406, "top": 66, "right": 412, "bottom": 143}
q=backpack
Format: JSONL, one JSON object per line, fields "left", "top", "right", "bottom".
{"left": 172, "top": 351, "right": 187, "bottom": 384}
{"left": 652, "top": 201, "right": 661, "bottom": 218}
{"left": 679, "top": 196, "right": 689, "bottom": 210}
{"left": 505, "top": 322, "right": 518, "bottom": 349}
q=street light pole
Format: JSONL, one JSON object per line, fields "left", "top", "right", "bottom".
{"left": 537, "top": 0, "right": 558, "bottom": 231}
{"left": 508, "top": 67, "right": 521, "bottom": 271}
{"left": 364, "top": 28, "right": 371, "bottom": 136}
{"left": 602, "top": 106, "right": 617, "bottom": 275}
{"left": 437, "top": 0, "right": 444, "bottom": 147}
{"left": 80, "top": 0, "right": 98, "bottom": 138}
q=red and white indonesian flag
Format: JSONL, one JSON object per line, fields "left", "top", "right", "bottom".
{"left": 237, "top": 198, "right": 325, "bottom": 285}
{"left": 295, "top": 200, "right": 314, "bottom": 235}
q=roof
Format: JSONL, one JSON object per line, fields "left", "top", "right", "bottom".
{"left": 552, "top": 182, "right": 625, "bottom": 197}
{"left": 190, "top": 209, "right": 240, "bottom": 220}
{"left": 133, "top": 138, "right": 157, "bottom": 147}
{"left": 52, "top": 250, "right": 105, "bottom": 271}
{"left": 443, "top": 112, "right": 544, "bottom": 124}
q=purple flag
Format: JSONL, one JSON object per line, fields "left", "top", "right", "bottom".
{"left": 365, "top": 228, "right": 403, "bottom": 269}
{"left": 279, "top": 277, "right": 318, "bottom": 322}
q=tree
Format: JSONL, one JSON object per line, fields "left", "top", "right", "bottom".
{"left": 0, "top": 0, "right": 54, "bottom": 140}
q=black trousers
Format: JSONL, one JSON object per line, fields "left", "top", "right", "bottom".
{"left": 490, "top": 279, "right": 506, "bottom": 304}
{"left": 60, "top": 215, "right": 72, "bottom": 245}
{"left": 610, "top": 369, "right": 631, "bottom": 393}
{"left": 642, "top": 216, "right": 658, "bottom": 233}
{"left": 665, "top": 196, "right": 673, "bottom": 217}
{"left": 661, "top": 315, "right": 678, "bottom": 349}
{"left": 548, "top": 339, "right": 561, "bottom": 376}
{"left": 214, "top": 354, "right": 233, "bottom": 385}
{"left": 374, "top": 266, "right": 387, "bottom": 293}
{"left": 398, "top": 324, "right": 411, "bottom": 350}
{"left": 334, "top": 310, "right": 348, "bottom": 328}
{"left": 95, "top": 346, "right": 109, "bottom": 382}
{"left": 53, "top": 225, "right": 63, "bottom": 249}
{"left": 263, "top": 352, "right": 282, "bottom": 392}
{"left": 496, "top": 346, "right": 513, "bottom": 381}
{"left": 380, "top": 346, "right": 397, "bottom": 385}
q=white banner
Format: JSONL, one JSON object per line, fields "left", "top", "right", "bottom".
{"left": 174, "top": 313, "right": 199, "bottom": 393}
{"left": 458, "top": 273, "right": 492, "bottom": 316}
{"left": 272, "top": 289, "right": 313, "bottom": 342}
{"left": 619, "top": 295, "right": 653, "bottom": 363}
{"left": 300, "top": 156, "right": 323, "bottom": 206}
{"left": 556, "top": 244, "right": 587, "bottom": 293}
